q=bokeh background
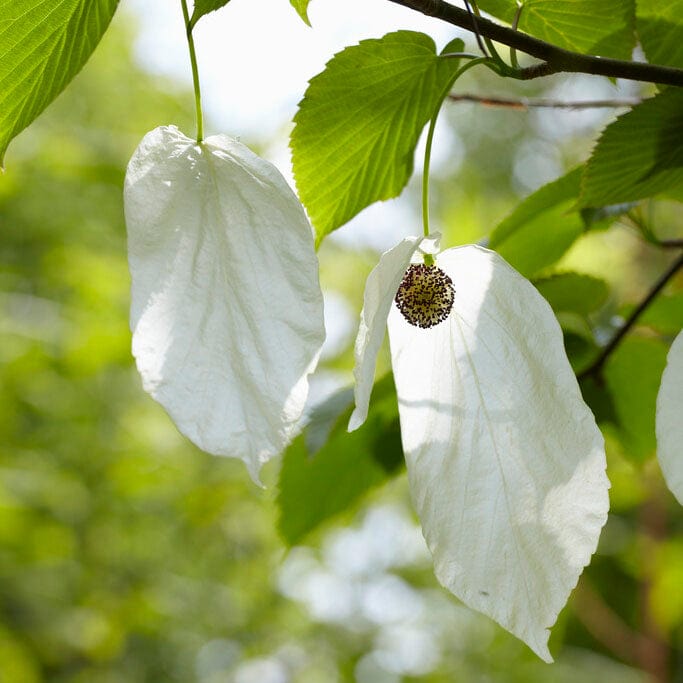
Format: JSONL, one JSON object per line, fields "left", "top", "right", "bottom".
{"left": 1, "top": 1, "right": 682, "bottom": 681}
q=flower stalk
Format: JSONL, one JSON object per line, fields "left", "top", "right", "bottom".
{"left": 421, "top": 57, "right": 488, "bottom": 262}
{"left": 180, "top": 0, "right": 204, "bottom": 143}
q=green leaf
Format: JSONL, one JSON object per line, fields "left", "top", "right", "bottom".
{"left": 579, "top": 375, "right": 618, "bottom": 426}
{"left": 604, "top": 336, "right": 668, "bottom": 462}
{"left": 476, "top": 0, "right": 636, "bottom": 59}
{"left": 580, "top": 202, "right": 636, "bottom": 229}
{"left": 556, "top": 312, "right": 600, "bottom": 371}
{"left": 636, "top": 0, "right": 683, "bottom": 69}
{"left": 277, "top": 375, "right": 403, "bottom": 545}
{"left": 488, "top": 168, "right": 584, "bottom": 277}
{"left": 289, "top": 0, "right": 311, "bottom": 25}
{"left": 0, "top": 0, "right": 119, "bottom": 166}
{"left": 580, "top": 90, "right": 683, "bottom": 208}
{"left": 564, "top": 330, "right": 599, "bottom": 372}
{"left": 190, "top": 0, "right": 231, "bottom": 27}
{"left": 475, "top": 0, "right": 516, "bottom": 20}
{"left": 535, "top": 273, "right": 609, "bottom": 316}
{"left": 638, "top": 293, "right": 683, "bottom": 333}
{"left": 291, "top": 32, "right": 465, "bottom": 245}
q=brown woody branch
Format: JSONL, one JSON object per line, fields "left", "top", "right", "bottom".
{"left": 386, "top": 0, "right": 683, "bottom": 87}
{"left": 579, "top": 252, "right": 683, "bottom": 380}
{"left": 447, "top": 94, "right": 642, "bottom": 109}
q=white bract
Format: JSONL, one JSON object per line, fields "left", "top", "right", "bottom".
{"left": 656, "top": 330, "right": 683, "bottom": 505}
{"left": 350, "top": 236, "right": 610, "bottom": 661}
{"left": 124, "top": 126, "right": 325, "bottom": 482}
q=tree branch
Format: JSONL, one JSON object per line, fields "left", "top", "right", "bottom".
{"left": 579, "top": 252, "right": 683, "bottom": 380}
{"left": 386, "top": 0, "right": 683, "bottom": 87}
{"left": 659, "top": 239, "right": 683, "bottom": 249}
{"left": 447, "top": 94, "right": 642, "bottom": 110}
{"left": 572, "top": 578, "right": 643, "bottom": 666}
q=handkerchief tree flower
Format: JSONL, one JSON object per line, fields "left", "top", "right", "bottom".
{"left": 123, "top": 0, "right": 325, "bottom": 482}
{"left": 349, "top": 231, "right": 609, "bottom": 661}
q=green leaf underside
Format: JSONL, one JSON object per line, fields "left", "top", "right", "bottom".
{"left": 636, "top": 0, "right": 683, "bottom": 69}
{"left": 535, "top": 273, "right": 609, "bottom": 316}
{"left": 291, "top": 31, "right": 465, "bottom": 244}
{"left": 476, "top": 0, "right": 635, "bottom": 59}
{"left": 605, "top": 337, "right": 668, "bottom": 462}
{"left": 277, "top": 375, "right": 403, "bottom": 546}
{"left": 289, "top": 0, "right": 311, "bottom": 25}
{"left": 0, "top": 0, "right": 119, "bottom": 166}
{"left": 555, "top": 310, "right": 600, "bottom": 372}
{"left": 489, "top": 167, "right": 584, "bottom": 277}
{"left": 579, "top": 90, "right": 683, "bottom": 208}
{"left": 190, "top": 0, "right": 230, "bottom": 27}
{"left": 580, "top": 202, "right": 636, "bottom": 228}
{"left": 580, "top": 375, "right": 619, "bottom": 426}
{"left": 564, "top": 330, "right": 599, "bottom": 372}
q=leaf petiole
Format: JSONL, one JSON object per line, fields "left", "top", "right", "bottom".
{"left": 509, "top": 3, "right": 525, "bottom": 69}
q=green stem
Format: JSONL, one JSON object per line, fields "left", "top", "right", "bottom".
{"left": 509, "top": 3, "right": 524, "bottom": 69}
{"left": 470, "top": 0, "right": 508, "bottom": 71}
{"left": 422, "top": 57, "right": 489, "bottom": 259}
{"left": 180, "top": 0, "right": 204, "bottom": 143}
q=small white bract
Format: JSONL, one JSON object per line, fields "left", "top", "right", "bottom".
{"left": 124, "top": 126, "right": 325, "bottom": 483}
{"left": 349, "top": 235, "right": 610, "bottom": 661}
{"left": 656, "top": 329, "right": 683, "bottom": 504}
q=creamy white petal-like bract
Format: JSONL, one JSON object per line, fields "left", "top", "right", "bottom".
{"left": 656, "top": 330, "right": 683, "bottom": 504}
{"left": 124, "top": 126, "right": 325, "bottom": 482}
{"left": 375, "top": 244, "right": 608, "bottom": 661}
{"left": 349, "top": 236, "right": 422, "bottom": 431}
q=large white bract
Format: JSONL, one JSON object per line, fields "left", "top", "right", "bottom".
{"left": 124, "top": 126, "right": 325, "bottom": 482}
{"left": 656, "top": 330, "right": 683, "bottom": 505}
{"left": 350, "top": 238, "right": 610, "bottom": 661}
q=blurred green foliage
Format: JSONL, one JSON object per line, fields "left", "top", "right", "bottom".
{"left": 1, "top": 7, "right": 682, "bottom": 683}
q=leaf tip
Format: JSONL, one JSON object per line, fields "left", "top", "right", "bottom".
{"left": 290, "top": 0, "right": 312, "bottom": 26}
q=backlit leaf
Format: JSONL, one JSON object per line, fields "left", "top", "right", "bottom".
{"left": 605, "top": 337, "right": 668, "bottom": 462}
{"left": 535, "top": 273, "right": 609, "bottom": 316}
{"left": 291, "top": 32, "right": 465, "bottom": 245}
{"left": 638, "top": 293, "right": 683, "bottom": 333}
{"left": 476, "top": 0, "right": 635, "bottom": 59}
{"left": 190, "top": 0, "right": 231, "bottom": 27}
{"left": 489, "top": 168, "right": 584, "bottom": 277}
{"left": 0, "top": 0, "right": 119, "bottom": 165}
{"left": 580, "top": 90, "right": 683, "bottom": 208}
{"left": 289, "top": 0, "right": 311, "bottom": 25}
{"left": 637, "top": 0, "right": 683, "bottom": 69}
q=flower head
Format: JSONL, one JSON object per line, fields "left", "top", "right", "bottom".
{"left": 394, "top": 263, "right": 455, "bottom": 328}
{"left": 124, "top": 126, "right": 325, "bottom": 483}
{"left": 349, "top": 235, "right": 609, "bottom": 661}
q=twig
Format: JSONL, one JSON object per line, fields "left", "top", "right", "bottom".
{"left": 636, "top": 471, "right": 669, "bottom": 682}
{"left": 385, "top": 0, "right": 683, "bottom": 86}
{"left": 462, "top": 0, "right": 488, "bottom": 57}
{"left": 579, "top": 252, "right": 683, "bottom": 380}
{"left": 659, "top": 239, "right": 683, "bottom": 249}
{"left": 447, "top": 94, "right": 642, "bottom": 109}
